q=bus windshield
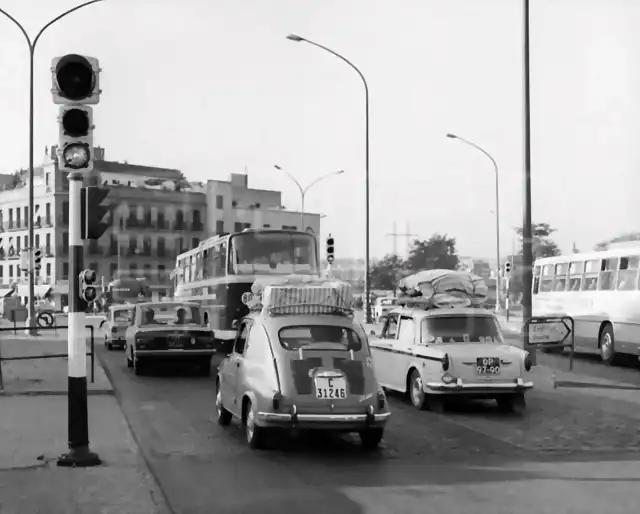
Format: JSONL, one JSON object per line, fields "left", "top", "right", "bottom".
{"left": 229, "top": 231, "right": 318, "bottom": 275}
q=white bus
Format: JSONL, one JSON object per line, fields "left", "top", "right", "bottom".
{"left": 172, "top": 229, "right": 320, "bottom": 339}
{"left": 533, "top": 247, "right": 640, "bottom": 364}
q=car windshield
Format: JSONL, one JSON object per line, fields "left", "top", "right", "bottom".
{"left": 229, "top": 231, "right": 318, "bottom": 275}
{"left": 279, "top": 325, "right": 363, "bottom": 351}
{"left": 422, "top": 315, "right": 502, "bottom": 344}
{"left": 139, "top": 304, "right": 201, "bottom": 327}
{"left": 112, "top": 309, "right": 133, "bottom": 324}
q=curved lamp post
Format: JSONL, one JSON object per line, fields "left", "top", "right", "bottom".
{"left": 446, "top": 133, "right": 502, "bottom": 313}
{"left": 285, "top": 33, "right": 373, "bottom": 323}
{"left": 274, "top": 165, "right": 343, "bottom": 229}
{"left": 0, "top": 0, "right": 105, "bottom": 334}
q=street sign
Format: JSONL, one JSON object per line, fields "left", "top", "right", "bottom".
{"left": 525, "top": 316, "right": 572, "bottom": 345}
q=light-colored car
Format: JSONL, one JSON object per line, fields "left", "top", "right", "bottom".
{"left": 124, "top": 301, "right": 216, "bottom": 376}
{"left": 215, "top": 301, "right": 391, "bottom": 450}
{"left": 373, "top": 297, "right": 397, "bottom": 321}
{"left": 100, "top": 305, "right": 133, "bottom": 350}
{"left": 369, "top": 306, "right": 533, "bottom": 414}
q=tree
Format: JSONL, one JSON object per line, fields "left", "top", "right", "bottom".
{"left": 370, "top": 254, "right": 406, "bottom": 290}
{"left": 405, "top": 234, "right": 459, "bottom": 272}
{"left": 594, "top": 232, "right": 640, "bottom": 251}
{"left": 514, "top": 222, "right": 561, "bottom": 260}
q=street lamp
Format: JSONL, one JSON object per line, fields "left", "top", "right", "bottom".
{"left": 446, "top": 133, "right": 502, "bottom": 313}
{"left": 274, "top": 165, "right": 343, "bottom": 229}
{"left": 285, "top": 33, "right": 373, "bottom": 323}
{"left": 0, "top": 0, "right": 105, "bottom": 334}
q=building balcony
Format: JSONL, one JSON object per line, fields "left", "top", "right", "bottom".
{"left": 173, "top": 221, "right": 190, "bottom": 231}
{"left": 192, "top": 220, "right": 204, "bottom": 231}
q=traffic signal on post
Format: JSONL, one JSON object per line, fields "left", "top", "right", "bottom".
{"left": 81, "top": 186, "right": 110, "bottom": 240}
{"left": 80, "top": 269, "right": 98, "bottom": 304}
{"left": 51, "top": 54, "right": 101, "bottom": 173}
{"left": 33, "top": 249, "right": 42, "bottom": 272}
{"left": 326, "top": 235, "right": 335, "bottom": 264}
{"left": 504, "top": 261, "right": 513, "bottom": 274}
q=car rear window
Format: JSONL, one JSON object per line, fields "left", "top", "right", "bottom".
{"left": 422, "top": 316, "right": 502, "bottom": 344}
{"left": 279, "top": 325, "right": 363, "bottom": 351}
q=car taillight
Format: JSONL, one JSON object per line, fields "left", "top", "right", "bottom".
{"left": 376, "top": 390, "right": 386, "bottom": 410}
{"left": 272, "top": 392, "right": 283, "bottom": 411}
{"left": 441, "top": 353, "right": 450, "bottom": 371}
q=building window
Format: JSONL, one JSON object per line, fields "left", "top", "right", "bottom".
{"left": 9, "top": 265, "right": 13, "bottom": 278}
{"left": 46, "top": 263, "right": 51, "bottom": 278}
{"left": 45, "top": 234, "right": 51, "bottom": 254}
{"left": 193, "top": 210, "right": 202, "bottom": 229}
{"left": 216, "top": 220, "right": 224, "bottom": 234}
{"left": 157, "top": 209, "right": 165, "bottom": 229}
{"left": 157, "top": 237, "right": 166, "bottom": 257}
{"left": 143, "top": 263, "right": 152, "bottom": 280}
{"left": 192, "top": 238, "right": 199, "bottom": 249}
{"left": 35, "top": 234, "right": 40, "bottom": 248}
{"left": 16, "top": 237, "right": 20, "bottom": 253}
{"left": 110, "top": 263, "right": 118, "bottom": 280}
{"left": 175, "top": 237, "right": 183, "bottom": 254}
{"left": 63, "top": 262, "right": 69, "bottom": 279}
{"left": 62, "top": 201, "right": 69, "bottom": 224}
{"left": 89, "top": 262, "right": 99, "bottom": 277}
{"left": 62, "top": 232, "right": 69, "bottom": 254}
{"left": 216, "top": 195, "right": 224, "bottom": 209}
{"left": 263, "top": 224, "right": 271, "bottom": 228}
{"left": 45, "top": 203, "right": 51, "bottom": 224}
{"left": 16, "top": 208, "right": 21, "bottom": 227}
{"left": 23, "top": 206, "right": 27, "bottom": 226}
{"left": 234, "top": 222, "right": 243, "bottom": 232}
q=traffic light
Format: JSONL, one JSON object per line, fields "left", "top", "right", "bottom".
{"left": 80, "top": 269, "right": 98, "bottom": 304}
{"left": 504, "top": 261, "right": 512, "bottom": 274}
{"left": 81, "top": 186, "right": 110, "bottom": 240}
{"left": 51, "top": 54, "right": 101, "bottom": 105}
{"left": 33, "top": 249, "right": 42, "bottom": 272}
{"left": 326, "top": 235, "right": 335, "bottom": 264}
{"left": 51, "top": 54, "right": 101, "bottom": 173}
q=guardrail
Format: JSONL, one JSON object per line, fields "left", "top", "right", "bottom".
{"left": 0, "top": 325, "right": 96, "bottom": 391}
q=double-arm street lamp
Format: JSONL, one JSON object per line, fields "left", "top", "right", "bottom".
{"left": 0, "top": 0, "right": 105, "bottom": 334}
{"left": 274, "top": 165, "right": 343, "bottom": 229}
{"left": 446, "top": 133, "right": 502, "bottom": 313}
{"left": 285, "top": 33, "right": 373, "bottom": 323}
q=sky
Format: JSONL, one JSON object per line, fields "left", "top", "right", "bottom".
{"left": 1, "top": 0, "right": 640, "bottom": 261}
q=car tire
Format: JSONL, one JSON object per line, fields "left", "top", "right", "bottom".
{"left": 133, "top": 354, "right": 145, "bottom": 376}
{"left": 125, "top": 346, "right": 133, "bottom": 368}
{"left": 243, "top": 399, "right": 266, "bottom": 449}
{"left": 408, "top": 369, "right": 428, "bottom": 410}
{"left": 200, "top": 359, "right": 212, "bottom": 377}
{"left": 359, "top": 428, "right": 384, "bottom": 451}
{"left": 216, "top": 383, "right": 232, "bottom": 426}
{"left": 496, "top": 393, "right": 526, "bottom": 415}
{"left": 599, "top": 324, "right": 619, "bottom": 366}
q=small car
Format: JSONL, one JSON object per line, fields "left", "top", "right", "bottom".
{"left": 369, "top": 306, "right": 533, "bottom": 414}
{"left": 215, "top": 302, "right": 391, "bottom": 450}
{"left": 373, "top": 297, "right": 397, "bottom": 322}
{"left": 100, "top": 305, "right": 134, "bottom": 350}
{"left": 124, "top": 301, "right": 216, "bottom": 376}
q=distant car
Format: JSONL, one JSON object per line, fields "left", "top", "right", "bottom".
{"left": 124, "top": 301, "right": 216, "bottom": 376}
{"left": 215, "top": 300, "right": 391, "bottom": 450}
{"left": 100, "top": 305, "right": 134, "bottom": 350}
{"left": 373, "top": 297, "right": 397, "bottom": 322}
{"left": 369, "top": 306, "right": 533, "bottom": 414}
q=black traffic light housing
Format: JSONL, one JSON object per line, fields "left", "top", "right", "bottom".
{"left": 80, "top": 269, "right": 98, "bottom": 304}
{"left": 81, "top": 186, "right": 110, "bottom": 240}
{"left": 326, "top": 235, "right": 335, "bottom": 264}
{"left": 54, "top": 54, "right": 97, "bottom": 102}
{"left": 504, "top": 261, "right": 512, "bottom": 274}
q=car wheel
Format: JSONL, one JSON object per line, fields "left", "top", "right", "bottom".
{"left": 133, "top": 354, "right": 144, "bottom": 376}
{"left": 496, "top": 393, "right": 526, "bottom": 415}
{"left": 125, "top": 346, "right": 133, "bottom": 368}
{"left": 200, "top": 358, "right": 212, "bottom": 377}
{"left": 216, "top": 383, "right": 232, "bottom": 426}
{"left": 359, "top": 428, "right": 384, "bottom": 451}
{"left": 599, "top": 324, "right": 618, "bottom": 366}
{"left": 408, "top": 369, "right": 428, "bottom": 410}
{"left": 243, "top": 400, "right": 266, "bottom": 449}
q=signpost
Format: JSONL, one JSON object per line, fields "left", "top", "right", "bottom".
{"left": 524, "top": 316, "right": 575, "bottom": 370}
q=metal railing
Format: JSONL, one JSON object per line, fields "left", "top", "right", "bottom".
{"left": 0, "top": 325, "right": 96, "bottom": 391}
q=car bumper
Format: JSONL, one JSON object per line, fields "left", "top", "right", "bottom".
{"left": 135, "top": 349, "right": 214, "bottom": 357}
{"left": 257, "top": 408, "right": 390, "bottom": 430}
{"left": 425, "top": 378, "right": 534, "bottom": 394}
{"left": 106, "top": 337, "right": 125, "bottom": 346}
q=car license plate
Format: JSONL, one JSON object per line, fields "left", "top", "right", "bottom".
{"left": 314, "top": 376, "right": 348, "bottom": 399}
{"left": 168, "top": 335, "right": 184, "bottom": 349}
{"left": 476, "top": 357, "right": 500, "bottom": 375}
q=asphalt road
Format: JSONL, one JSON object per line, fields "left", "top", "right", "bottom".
{"left": 96, "top": 338, "right": 640, "bottom": 514}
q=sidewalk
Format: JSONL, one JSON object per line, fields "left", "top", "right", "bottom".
{"left": 0, "top": 334, "right": 171, "bottom": 513}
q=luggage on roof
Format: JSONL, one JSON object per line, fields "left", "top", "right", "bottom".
{"left": 398, "top": 269, "right": 489, "bottom": 309}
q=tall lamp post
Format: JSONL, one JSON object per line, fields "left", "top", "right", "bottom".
{"left": 0, "top": 0, "right": 105, "bottom": 334}
{"left": 274, "top": 165, "right": 343, "bottom": 229}
{"left": 285, "top": 33, "right": 373, "bottom": 323}
{"left": 446, "top": 133, "right": 502, "bottom": 313}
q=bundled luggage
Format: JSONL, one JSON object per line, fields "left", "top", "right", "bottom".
{"left": 397, "top": 269, "right": 489, "bottom": 309}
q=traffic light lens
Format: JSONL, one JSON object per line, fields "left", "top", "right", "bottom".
{"left": 62, "top": 143, "right": 91, "bottom": 169}
{"left": 62, "top": 109, "right": 89, "bottom": 137}
{"left": 84, "top": 287, "right": 97, "bottom": 301}
{"left": 56, "top": 56, "right": 95, "bottom": 100}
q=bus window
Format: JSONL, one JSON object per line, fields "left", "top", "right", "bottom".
{"left": 568, "top": 261, "right": 584, "bottom": 292}
{"left": 532, "top": 266, "right": 541, "bottom": 294}
{"left": 598, "top": 258, "right": 618, "bottom": 291}
{"left": 553, "top": 263, "right": 568, "bottom": 291}
{"left": 584, "top": 259, "right": 601, "bottom": 273}
{"left": 619, "top": 256, "right": 640, "bottom": 291}
{"left": 539, "top": 264, "right": 554, "bottom": 292}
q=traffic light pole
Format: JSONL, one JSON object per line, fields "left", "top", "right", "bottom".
{"left": 57, "top": 172, "right": 100, "bottom": 467}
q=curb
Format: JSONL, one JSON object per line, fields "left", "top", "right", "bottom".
{"left": 0, "top": 389, "right": 113, "bottom": 397}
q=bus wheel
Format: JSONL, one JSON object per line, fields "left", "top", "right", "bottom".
{"left": 599, "top": 324, "right": 618, "bottom": 366}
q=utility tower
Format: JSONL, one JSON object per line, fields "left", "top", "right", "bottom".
{"left": 386, "top": 222, "right": 417, "bottom": 257}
